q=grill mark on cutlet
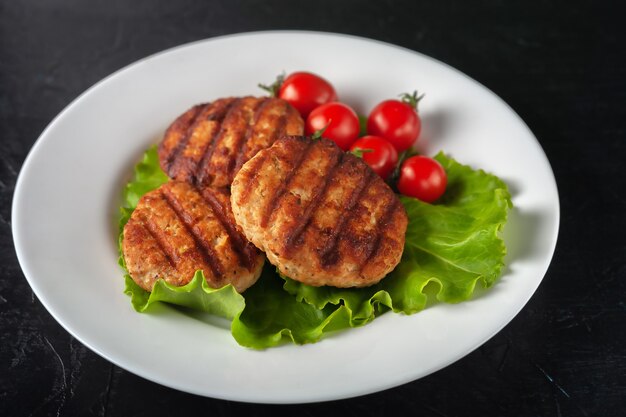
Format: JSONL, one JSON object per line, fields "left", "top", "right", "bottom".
{"left": 165, "top": 104, "right": 206, "bottom": 171}
{"left": 268, "top": 101, "right": 289, "bottom": 138}
{"left": 198, "top": 187, "right": 258, "bottom": 271}
{"left": 160, "top": 187, "right": 225, "bottom": 280}
{"left": 235, "top": 152, "right": 269, "bottom": 204}
{"left": 230, "top": 98, "right": 272, "bottom": 181}
{"left": 259, "top": 139, "right": 314, "bottom": 228}
{"left": 359, "top": 197, "right": 401, "bottom": 273}
{"left": 166, "top": 99, "right": 236, "bottom": 180}
{"left": 318, "top": 168, "right": 376, "bottom": 267}
{"left": 194, "top": 98, "right": 244, "bottom": 186}
{"left": 229, "top": 99, "right": 289, "bottom": 182}
{"left": 271, "top": 103, "right": 289, "bottom": 142}
{"left": 137, "top": 211, "right": 178, "bottom": 268}
{"left": 283, "top": 149, "right": 344, "bottom": 252}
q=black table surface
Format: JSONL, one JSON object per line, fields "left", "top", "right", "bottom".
{"left": 2, "top": 1, "right": 625, "bottom": 416}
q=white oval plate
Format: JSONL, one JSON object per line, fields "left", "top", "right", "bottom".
{"left": 12, "top": 31, "right": 559, "bottom": 404}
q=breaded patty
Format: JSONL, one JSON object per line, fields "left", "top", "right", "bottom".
{"left": 158, "top": 96, "right": 303, "bottom": 188}
{"left": 122, "top": 181, "right": 264, "bottom": 292}
{"left": 230, "top": 136, "right": 408, "bottom": 288}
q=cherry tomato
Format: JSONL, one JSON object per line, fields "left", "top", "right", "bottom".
{"left": 306, "top": 102, "right": 360, "bottom": 151}
{"left": 367, "top": 95, "right": 422, "bottom": 152}
{"left": 350, "top": 136, "right": 398, "bottom": 179}
{"left": 397, "top": 156, "right": 447, "bottom": 203}
{"left": 278, "top": 72, "right": 338, "bottom": 118}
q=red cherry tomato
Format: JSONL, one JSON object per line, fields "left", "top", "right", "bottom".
{"left": 278, "top": 72, "right": 338, "bottom": 118}
{"left": 397, "top": 156, "right": 447, "bottom": 203}
{"left": 350, "top": 136, "right": 398, "bottom": 179}
{"left": 367, "top": 99, "right": 421, "bottom": 152}
{"left": 306, "top": 102, "right": 360, "bottom": 151}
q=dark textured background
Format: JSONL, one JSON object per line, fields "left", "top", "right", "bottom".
{"left": 1, "top": 1, "right": 625, "bottom": 416}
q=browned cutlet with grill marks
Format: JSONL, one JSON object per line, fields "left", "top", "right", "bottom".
{"left": 158, "top": 96, "right": 303, "bottom": 188}
{"left": 122, "top": 181, "right": 265, "bottom": 292}
{"left": 230, "top": 136, "right": 408, "bottom": 288}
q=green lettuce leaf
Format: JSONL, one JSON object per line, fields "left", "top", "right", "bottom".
{"left": 231, "top": 266, "right": 355, "bottom": 348}
{"left": 118, "top": 147, "right": 511, "bottom": 349}
{"left": 122, "top": 146, "right": 169, "bottom": 209}
{"left": 280, "top": 152, "right": 512, "bottom": 319}
{"left": 123, "top": 271, "right": 245, "bottom": 320}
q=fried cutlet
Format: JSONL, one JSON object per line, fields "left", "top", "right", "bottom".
{"left": 122, "top": 181, "right": 264, "bottom": 292}
{"left": 158, "top": 96, "right": 303, "bottom": 188}
{"left": 230, "top": 136, "right": 407, "bottom": 288}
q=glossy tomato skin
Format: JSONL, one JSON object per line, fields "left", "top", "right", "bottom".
{"left": 305, "top": 102, "right": 360, "bottom": 151}
{"left": 278, "top": 72, "right": 338, "bottom": 118}
{"left": 367, "top": 100, "right": 421, "bottom": 152}
{"left": 397, "top": 156, "right": 447, "bottom": 203}
{"left": 350, "top": 136, "right": 398, "bottom": 180}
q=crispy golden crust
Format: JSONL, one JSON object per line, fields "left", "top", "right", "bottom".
{"left": 231, "top": 136, "right": 408, "bottom": 288}
{"left": 122, "top": 181, "right": 264, "bottom": 292}
{"left": 158, "top": 97, "right": 303, "bottom": 188}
